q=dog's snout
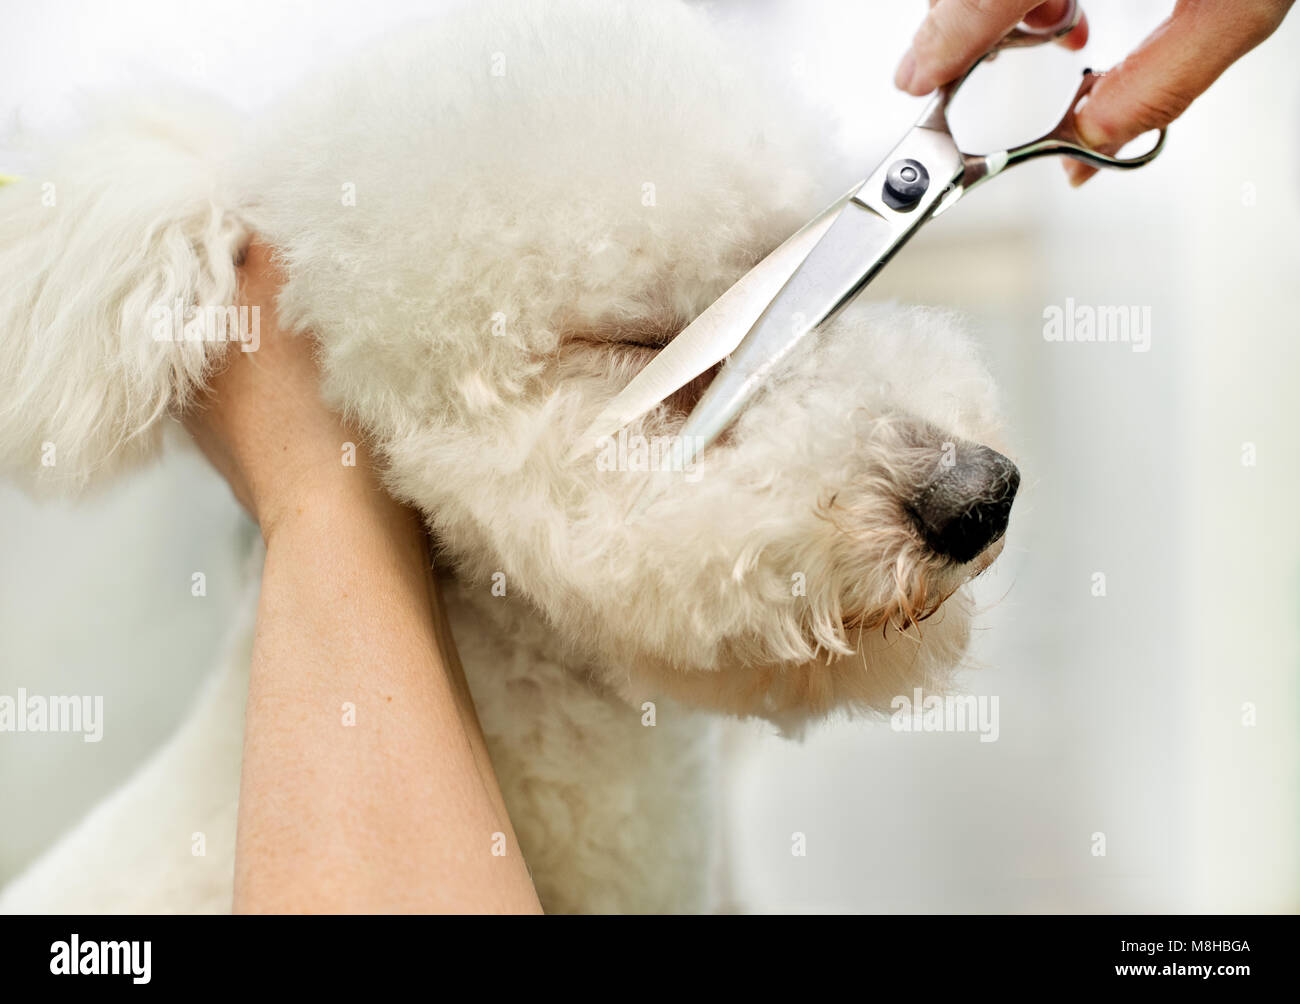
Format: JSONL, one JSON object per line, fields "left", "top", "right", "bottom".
{"left": 909, "top": 444, "right": 1019, "bottom": 563}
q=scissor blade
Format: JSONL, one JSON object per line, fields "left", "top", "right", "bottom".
{"left": 573, "top": 190, "right": 854, "bottom": 456}
{"left": 673, "top": 198, "right": 897, "bottom": 470}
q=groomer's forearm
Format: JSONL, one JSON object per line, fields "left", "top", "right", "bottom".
{"left": 232, "top": 485, "right": 541, "bottom": 914}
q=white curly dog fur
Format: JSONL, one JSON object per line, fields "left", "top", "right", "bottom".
{"left": 0, "top": 0, "right": 1016, "bottom": 913}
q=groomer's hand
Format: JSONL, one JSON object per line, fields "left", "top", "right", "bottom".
{"left": 185, "top": 242, "right": 541, "bottom": 913}
{"left": 895, "top": 0, "right": 1294, "bottom": 185}
{"left": 184, "top": 243, "right": 353, "bottom": 538}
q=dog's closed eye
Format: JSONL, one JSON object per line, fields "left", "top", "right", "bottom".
{"left": 557, "top": 320, "right": 721, "bottom": 418}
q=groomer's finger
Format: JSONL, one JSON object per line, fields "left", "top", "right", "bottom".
{"left": 896, "top": 0, "right": 1089, "bottom": 96}
{"left": 1064, "top": 0, "right": 1293, "bottom": 186}
{"left": 1023, "top": 0, "right": 1089, "bottom": 46}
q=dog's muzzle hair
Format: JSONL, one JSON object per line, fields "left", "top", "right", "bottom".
{"left": 821, "top": 415, "right": 1018, "bottom": 637}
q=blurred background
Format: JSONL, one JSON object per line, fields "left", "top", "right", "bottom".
{"left": 1, "top": 0, "right": 1296, "bottom": 912}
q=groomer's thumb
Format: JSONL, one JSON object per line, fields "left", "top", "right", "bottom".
{"left": 1065, "top": 0, "right": 1289, "bottom": 186}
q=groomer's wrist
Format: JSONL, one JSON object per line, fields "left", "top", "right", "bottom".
{"left": 254, "top": 458, "right": 404, "bottom": 548}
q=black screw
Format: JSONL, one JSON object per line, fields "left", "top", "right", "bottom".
{"left": 882, "top": 158, "right": 930, "bottom": 211}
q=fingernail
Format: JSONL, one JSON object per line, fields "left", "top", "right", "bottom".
{"left": 1071, "top": 94, "right": 1119, "bottom": 159}
{"left": 1063, "top": 160, "right": 1089, "bottom": 188}
{"left": 1074, "top": 119, "right": 1110, "bottom": 160}
{"left": 894, "top": 49, "right": 917, "bottom": 92}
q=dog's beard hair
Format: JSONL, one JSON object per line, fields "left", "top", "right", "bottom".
{"left": 822, "top": 415, "right": 962, "bottom": 636}
{"left": 635, "top": 590, "right": 972, "bottom": 729}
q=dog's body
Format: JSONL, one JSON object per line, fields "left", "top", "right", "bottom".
{"left": 0, "top": 0, "right": 1014, "bottom": 912}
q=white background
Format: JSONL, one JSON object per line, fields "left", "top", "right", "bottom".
{"left": 1, "top": 0, "right": 1296, "bottom": 912}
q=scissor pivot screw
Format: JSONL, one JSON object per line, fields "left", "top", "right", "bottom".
{"left": 883, "top": 158, "right": 930, "bottom": 211}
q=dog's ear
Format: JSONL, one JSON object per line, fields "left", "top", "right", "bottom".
{"left": 0, "top": 90, "right": 245, "bottom": 493}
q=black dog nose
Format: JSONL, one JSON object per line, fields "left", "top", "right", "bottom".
{"left": 909, "top": 444, "right": 1019, "bottom": 563}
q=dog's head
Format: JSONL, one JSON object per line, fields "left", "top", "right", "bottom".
{"left": 238, "top": 0, "right": 1020, "bottom": 725}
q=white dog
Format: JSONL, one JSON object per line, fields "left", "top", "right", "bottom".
{"left": 0, "top": 0, "right": 1017, "bottom": 913}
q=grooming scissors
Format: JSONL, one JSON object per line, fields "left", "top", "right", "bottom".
{"left": 579, "top": 2, "right": 1165, "bottom": 510}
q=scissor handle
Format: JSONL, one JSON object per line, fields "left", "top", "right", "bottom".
{"left": 918, "top": 0, "right": 1082, "bottom": 133}
{"left": 1002, "top": 69, "right": 1167, "bottom": 171}
{"left": 916, "top": 0, "right": 1166, "bottom": 203}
